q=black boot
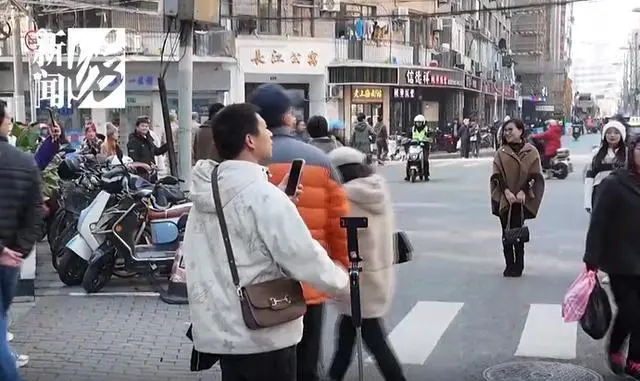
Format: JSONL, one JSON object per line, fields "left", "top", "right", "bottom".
{"left": 513, "top": 244, "right": 525, "bottom": 277}
{"left": 503, "top": 245, "right": 516, "bottom": 277}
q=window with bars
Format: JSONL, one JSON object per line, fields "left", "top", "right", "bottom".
{"left": 335, "top": 3, "right": 376, "bottom": 38}
{"left": 292, "top": 5, "right": 313, "bottom": 37}
{"left": 258, "top": 0, "right": 282, "bottom": 35}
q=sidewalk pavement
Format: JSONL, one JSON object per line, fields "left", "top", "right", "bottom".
{"left": 12, "top": 295, "right": 218, "bottom": 381}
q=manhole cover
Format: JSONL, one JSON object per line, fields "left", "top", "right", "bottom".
{"left": 483, "top": 361, "right": 603, "bottom": 381}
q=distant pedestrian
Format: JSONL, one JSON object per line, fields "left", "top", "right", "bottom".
{"left": 327, "top": 147, "right": 406, "bottom": 381}
{"left": 192, "top": 103, "right": 225, "bottom": 164}
{"left": 183, "top": 103, "right": 348, "bottom": 381}
{"left": 126, "top": 116, "right": 168, "bottom": 166}
{"left": 294, "top": 120, "right": 311, "bottom": 142}
{"left": 307, "top": 115, "right": 342, "bottom": 154}
{"left": 490, "top": 118, "right": 545, "bottom": 277}
{"left": 0, "top": 100, "right": 44, "bottom": 381}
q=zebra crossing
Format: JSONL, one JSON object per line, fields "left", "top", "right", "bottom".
{"left": 340, "top": 300, "right": 585, "bottom": 367}
{"left": 427, "top": 153, "right": 595, "bottom": 170}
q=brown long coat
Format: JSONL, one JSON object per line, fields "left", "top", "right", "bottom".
{"left": 490, "top": 142, "right": 545, "bottom": 219}
{"left": 192, "top": 122, "right": 221, "bottom": 165}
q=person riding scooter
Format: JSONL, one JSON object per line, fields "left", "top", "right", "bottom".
{"left": 531, "top": 119, "right": 562, "bottom": 177}
{"left": 405, "top": 115, "right": 432, "bottom": 181}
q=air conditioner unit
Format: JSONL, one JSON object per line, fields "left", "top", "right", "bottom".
{"left": 327, "top": 85, "right": 343, "bottom": 99}
{"left": 321, "top": 0, "right": 341, "bottom": 13}
{"left": 393, "top": 7, "right": 409, "bottom": 17}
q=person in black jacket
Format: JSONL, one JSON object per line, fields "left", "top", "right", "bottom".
{"left": 584, "top": 135, "right": 640, "bottom": 379}
{"left": 126, "top": 116, "right": 168, "bottom": 165}
{"left": 0, "top": 100, "right": 43, "bottom": 381}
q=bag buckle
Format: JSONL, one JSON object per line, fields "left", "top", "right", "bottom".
{"left": 236, "top": 287, "right": 244, "bottom": 300}
{"left": 269, "top": 296, "right": 291, "bottom": 307}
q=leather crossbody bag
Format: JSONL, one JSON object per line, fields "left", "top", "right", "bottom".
{"left": 210, "top": 166, "right": 306, "bottom": 330}
{"left": 503, "top": 203, "right": 530, "bottom": 245}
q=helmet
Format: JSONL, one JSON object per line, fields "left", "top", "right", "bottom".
{"left": 413, "top": 115, "right": 426, "bottom": 123}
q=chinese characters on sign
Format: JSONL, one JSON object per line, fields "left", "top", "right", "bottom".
{"left": 31, "top": 28, "right": 126, "bottom": 109}
{"left": 392, "top": 88, "right": 416, "bottom": 99}
{"left": 464, "top": 74, "right": 481, "bottom": 91}
{"left": 402, "top": 69, "right": 463, "bottom": 88}
{"left": 250, "top": 48, "right": 319, "bottom": 67}
{"left": 352, "top": 88, "right": 384, "bottom": 101}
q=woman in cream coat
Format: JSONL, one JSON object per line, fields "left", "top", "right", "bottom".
{"left": 326, "top": 147, "right": 406, "bottom": 381}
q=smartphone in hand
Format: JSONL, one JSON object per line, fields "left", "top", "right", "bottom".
{"left": 285, "top": 159, "right": 305, "bottom": 196}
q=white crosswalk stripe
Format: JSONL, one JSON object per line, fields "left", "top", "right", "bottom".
{"left": 361, "top": 300, "right": 582, "bottom": 366}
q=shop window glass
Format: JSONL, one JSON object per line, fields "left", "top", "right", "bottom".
{"left": 351, "top": 103, "right": 381, "bottom": 126}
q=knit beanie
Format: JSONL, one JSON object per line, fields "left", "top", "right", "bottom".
{"left": 248, "top": 84, "right": 292, "bottom": 129}
{"left": 602, "top": 120, "right": 627, "bottom": 142}
{"left": 328, "top": 147, "right": 366, "bottom": 168}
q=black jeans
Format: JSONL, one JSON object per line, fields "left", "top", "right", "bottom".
{"left": 500, "top": 203, "right": 525, "bottom": 272}
{"left": 219, "top": 345, "right": 296, "bottom": 381}
{"left": 328, "top": 315, "right": 406, "bottom": 381}
{"left": 297, "top": 303, "right": 325, "bottom": 381}
{"left": 608, "top": 275, "right": 640, "bottom": 361}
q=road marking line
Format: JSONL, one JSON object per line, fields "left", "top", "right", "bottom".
{"left": 431, "top": 162, "right": 456, "bottom": 168}
{"left": 515, "top": 304, "right": 577, "bottom": 360}
{"left": 463, "top": 162, "right": 483, "bottom": 168}
{"left": 68, "top": 292, "right": 161, "bottom": 297}
{"left": 378, "top": 301, "right": 464, "bottom": 365}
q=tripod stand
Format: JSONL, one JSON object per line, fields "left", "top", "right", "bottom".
{"left": 340, "top": 216, "right": 368, "bottom": 381}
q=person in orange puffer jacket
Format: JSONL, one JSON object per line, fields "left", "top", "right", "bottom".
{"left": 249, "top": 84, "right": 349, "bottom": 381}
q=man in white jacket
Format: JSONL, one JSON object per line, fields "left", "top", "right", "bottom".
{"left": 183, "top": 103, "right": 349, "bottom": 381}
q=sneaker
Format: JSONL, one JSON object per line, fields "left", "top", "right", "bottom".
{"left": 627, "top": 360, "right": 640, "bottom": 379}
{"left": 608, "top": 352, "right": 626, "bottom": 375}
{"left": 15, "top": 354, "right": 29, "bottom": 368}
{"left": 6, "top": 332, "right": 13, "bottom": 342}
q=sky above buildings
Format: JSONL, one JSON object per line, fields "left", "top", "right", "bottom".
{"left": 571, "top": 0, "right": 640, "bottom": 95}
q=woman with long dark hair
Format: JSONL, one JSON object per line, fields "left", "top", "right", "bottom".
{"left": 583, "top": 135, "right": 640, "bottom": 379}
{"left": 584, "top": 120, "right": 626, "bottom": 213}
{"left": 489, "top": 118, "right": 545, "bottom": 277}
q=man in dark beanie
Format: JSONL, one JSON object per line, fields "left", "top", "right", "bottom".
{"left": 249, "top": 84, "right": 350, "bottom": 381}
{"left": 192, "top": 102, "right": 225, "bottom": 164}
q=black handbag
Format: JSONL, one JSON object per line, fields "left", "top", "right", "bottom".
{"left": 503, "top": 203, "right": 530, "bottom": 245}
{"left": 394, "top": 231, "right": 413, "bottom": 264}
{"left": 580, "top": 277, "right": 612, "bottom": 340}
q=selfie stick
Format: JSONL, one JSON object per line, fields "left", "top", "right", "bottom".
{"left": 340, "top": 216, "right": 368, "bottom": 381}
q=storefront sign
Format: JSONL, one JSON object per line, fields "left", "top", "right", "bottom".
{"left": 502, "top": 84, "right": 515, "bottom": 99}
{"left": 392, "top": 87, "right": 417, "bottom": 99}
{"left": 352, "top": 87, "right": 384, "bottom": 101}
{"left": 400, "top": 68, "right": 463, "bottom": 88}
{"left": 464, "top": 74, "right": 481, "bottom": 92}
{"left": 238, "top": 39, "right": 334, "bottom": 75}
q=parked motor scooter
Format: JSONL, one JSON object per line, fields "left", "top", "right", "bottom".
{"left": 530, "top": 137, "right": 573, "bottom": 180}
{"left": 81, "top": 174, "right": 190, "bottom": 293}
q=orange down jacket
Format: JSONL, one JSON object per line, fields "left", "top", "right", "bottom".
{"left": 267, "top": 127, "right": 349, "bottom": 305}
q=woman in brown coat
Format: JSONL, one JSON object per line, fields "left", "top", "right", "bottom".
{"left": 490, "top": 118, "right": 545, "bottom": 277}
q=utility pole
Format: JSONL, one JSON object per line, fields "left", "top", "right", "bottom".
{"left": 177, "top": 20, "right": 194, "bottom": 190}
{"left": 12, "top": 11, "right": 26, "bottom": 122}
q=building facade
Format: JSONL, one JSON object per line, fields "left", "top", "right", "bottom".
{"left": 0, "top": 8, "right": 234, "bottom": 145}
{"left": 510, "top": 0, "right": 573, "bottom": 119}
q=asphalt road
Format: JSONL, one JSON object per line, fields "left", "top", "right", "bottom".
{"left": 11, "top": 132, "right": 620, "bottom": 381}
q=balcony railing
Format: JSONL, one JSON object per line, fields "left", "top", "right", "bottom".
{"left": 334, "top": 39, "right": 414, "bottom": 65}
{"left": 0, "top": 29, "right": 235, "bottom": 58}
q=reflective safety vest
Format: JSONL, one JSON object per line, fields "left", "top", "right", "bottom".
{"left": 412, "top": 126, "right": 428, "bottom": 142}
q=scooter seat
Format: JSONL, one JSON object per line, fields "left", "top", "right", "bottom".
{"left": 147, "top": 205, "right": 191, "bottom": 220}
